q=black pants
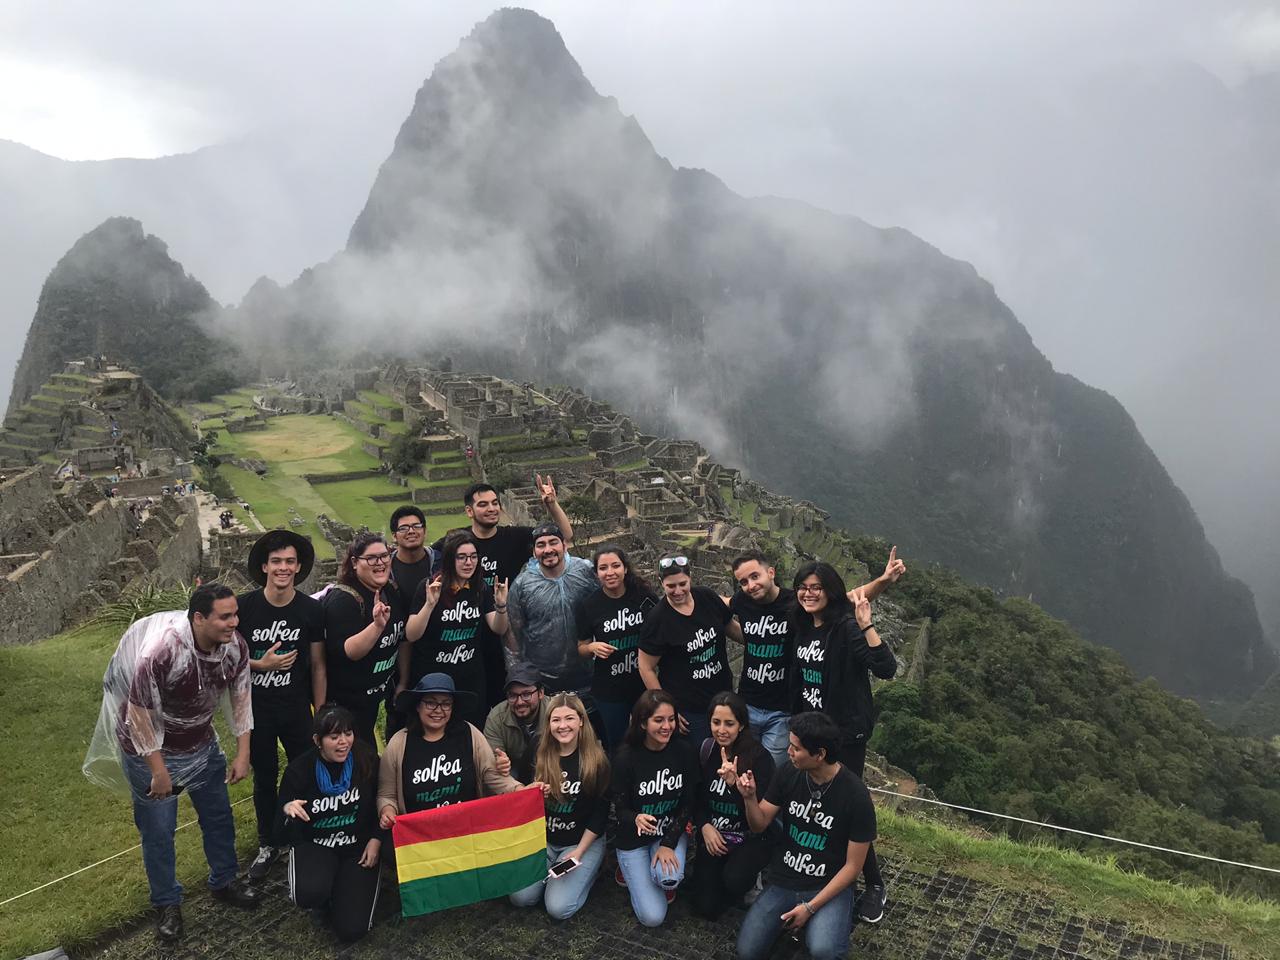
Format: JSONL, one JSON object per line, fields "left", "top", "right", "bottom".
{"left": 289, "top": 840, "right": 381, "bottom": 942}
{"left": 333, "top": 697, "right": 381, "bottom": 748}
{"left": 250, "top": 698, "right": 313, "bottom": 845}
{"left": 688, "top": 833, "right": 773, "bottom": 919}
{"left": 837, "top": 738, "right": 883, "bottom": 888}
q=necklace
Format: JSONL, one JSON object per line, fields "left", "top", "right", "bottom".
{"left": 806, "top": 770, "right": 836, "bottom": 802}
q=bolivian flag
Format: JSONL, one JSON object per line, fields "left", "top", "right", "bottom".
{"left": 392, "top": 787, "right": 546, "bottom": 916}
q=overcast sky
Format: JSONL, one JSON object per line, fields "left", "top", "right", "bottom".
{"left": 3, "top": 0, "right": 1278, "bottom": 633}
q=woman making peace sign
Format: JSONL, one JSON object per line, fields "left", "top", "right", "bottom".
{"left": 405, "top": 531, "right": 509, "bottom": 728}
{"left": 687, "top": 691, "right": 775, "bottom": 919}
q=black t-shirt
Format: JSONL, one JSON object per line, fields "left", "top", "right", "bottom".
{"left": 699, "top": 741, "right": 775, "bottom": 837}
{"left": 731, "top": 588, "right": 795, "bottom": 712}
{"left": 322, "top": 582, "right": 407, "bottom": 707}
{"left": 639, "top": 586, "right": 734, "bottom": 713}
{"left": 576, "top": 585, "right": 655, "bottom": 704}
{"left": 277, "top": 745, "right": 381, "bottom": 851}
{"left": 432, "top": 526, "right": 534, "bottom": 587}
{"left": 400, "top": 724, "right": 478, "bottom": 812}
{"left": 764, "top": 764, "right": 876, "bottom": 888}
{"left": 544, "top": 748, "right": 609, "bottom": 847}
{"left": 237, "top": 589, "right": 324, "bottom": 706}
{"left": 793, "top": 620, "right": 833, "bottom": 712}
{"left": 409, "top": 579, "right": 493, "bottom": 694}
{"left": 611, "top": 737, "right": 701, "bottom": 850}
{"left": 392, "top": 551, "right": 437, "bottom": 610}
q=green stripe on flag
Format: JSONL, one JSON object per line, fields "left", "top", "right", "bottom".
{"left": 399, "top": 848, "right": 546, "bottom": 916}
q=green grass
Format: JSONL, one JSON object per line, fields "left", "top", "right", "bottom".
{"left": 613, "top": 458, "right": 649, "bottom": 472}
{"left": 0, "top": 622, "right": 258, "bottom": 960}
{"left": 503, "top": 453, "right": 593, "bottom": 466}
{"left": 358, "top": 389, "right": 402, "bottom": 408}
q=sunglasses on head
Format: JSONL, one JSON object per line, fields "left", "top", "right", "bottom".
{"left": 659, "top": 556, "right": 690, "bottom": 571}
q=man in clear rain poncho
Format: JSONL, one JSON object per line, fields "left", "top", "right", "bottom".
{"left": 84, "top": 582, "right": 261, "bottom": 942}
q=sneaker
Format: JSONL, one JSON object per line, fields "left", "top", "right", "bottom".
{"left": 247, "top": 845, "right": 278, "bottom": 880}
{"left": 614, "top": 865, "right": 628, "bottom": 887}
{"left": 857, "top": 884, "right": 887, "bottom": 924}
{"left": 155, "top": 904, "right": 183, "bottom": 942}
{"left": 743, "top": 875, "right": 764, "bottom": 906}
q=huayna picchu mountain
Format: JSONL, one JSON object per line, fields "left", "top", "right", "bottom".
{"left": 6, "top": 217, "right": 241, "bottom": 414}
{"left": 192, "top": 9, "right": 1280, "bottom": 700}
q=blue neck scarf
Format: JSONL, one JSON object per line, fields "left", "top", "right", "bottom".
{"left": 316, "top": 754, "right": 354, "bottom": 796}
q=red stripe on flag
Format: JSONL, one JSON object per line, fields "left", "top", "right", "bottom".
{"left": 392, "top": 786, "right": 544, "bottom": 847}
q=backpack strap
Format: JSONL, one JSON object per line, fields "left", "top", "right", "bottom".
{"left": 700, "top": 736, "right": 715, "bottom": 766}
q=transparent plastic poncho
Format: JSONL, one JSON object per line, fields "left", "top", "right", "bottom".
{"left": 84, "top": 610, "right": 253, "bottom": 793}
{"left": 506, "top": 555, "right": 598, "bottom": 690}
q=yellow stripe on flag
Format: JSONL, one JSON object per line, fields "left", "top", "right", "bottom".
{"left": 396, "top": 817, "right": 546, "bottom": 883}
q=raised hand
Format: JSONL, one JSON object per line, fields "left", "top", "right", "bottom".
{"left": 852, "top": 587, "right": 872, "bottom": 629}
{"left": 372, "top": 588, "right": 391, "bottom": 630}
{"left": 493, "top": 577, "right": 509, "bottom": 606}
{"left": 717, "top": 746, "right": 740, "bottom": 787}
{"left": 426, "top": 577, "right": 443, "bottom": 609}
{"left": 736, "top": 769, "right": 757, "bottom": 800}
{"left": 883, "top": 545, "right": 907, "bottom": 583}
{"left": 536, "top": 473, "right": 558, "bottom": 506}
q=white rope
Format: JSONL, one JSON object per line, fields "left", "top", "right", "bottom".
{"left": 868, "top": 786, "right": 1280, "bottom": 875}
{"left": 0, "top": 796, "right": 253, "bottom": 908}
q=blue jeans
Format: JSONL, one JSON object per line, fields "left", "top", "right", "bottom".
{"left": 747, "top": 706, "right": 792, "bottom": 769}
{"left": 508, "top": 836, "right": 605, "bottom": 919}
{"left": 122, "top": 743, "right": 240, "bottom": 907}
{"left": 736, "top": 882, "right": 855, "bottom": 960}
{"left": 615, "top": 834, "right": 689, "bottom": 927}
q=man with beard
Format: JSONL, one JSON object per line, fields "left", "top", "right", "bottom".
{"left": 389, "top": 505, "right": 437, "bottom": 603}
{"left": 433, "top": 478, "right": 574, "bottom": 705}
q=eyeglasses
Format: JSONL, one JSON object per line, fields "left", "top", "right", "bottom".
{"left": 796, "top": 583, "right": 825, "bottom": 595}
{"left": 507, "top": 688, "right": 540, "bottom": 703}
{"left": 395, "top": 522, "right": 425, "bottom": 533}
{"left": 456, "top": 553, "right": 479, "bottom": 563}
{"left": 419, "top": 699, "right": 453, "bottom": 713}
{"left": 358, "top": 553, "right": 391, "bottom": 566}
{"left": 659, "top": 556, "right": 690, "bottom": 571}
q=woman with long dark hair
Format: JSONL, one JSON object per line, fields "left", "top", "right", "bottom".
{"left": 687, "top": 691, "right": 776, "bottom": 918}
{"left": 278, "top": 705, "right": 382, "bottom": 942}
{"left": 376, "top": 673, "right": 521, "bottom": 828}
{"left": 789, "top": 560, "right": 896, "bottom": 924}
{"left": 322, "top": 532, "right": 407, "bottom": 744}
{"left": 405, "top": 531, "right": 509, "bottom": 727}
{"left": 609, "top": 689, "right": 701, "bottom": 926}
{"left": 576, "top": 544, "right": 656, "bottom": 750}
{"left": 509, "top": 692, "right": 610, "bottom": 919}
{"left": 638, "top": 555, "right": 740, "bottom": 746}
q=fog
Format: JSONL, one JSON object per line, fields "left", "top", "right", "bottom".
{"left": 1, "top": 1, "right": 1277, "bottom": 638}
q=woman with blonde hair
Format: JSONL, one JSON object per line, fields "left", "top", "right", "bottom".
{"left": 508, "top": 692, "right": 610, "bottom": 919}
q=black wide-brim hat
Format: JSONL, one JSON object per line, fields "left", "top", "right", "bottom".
{"left": 246, "top": 529, "right": 316, "bottom": 587}
{"left": 394, "top": 672, "right": 478, "bottom": 715}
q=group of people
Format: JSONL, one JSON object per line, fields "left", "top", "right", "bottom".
{"left": 105, "top": 477, "right": 906, "bottom": 959}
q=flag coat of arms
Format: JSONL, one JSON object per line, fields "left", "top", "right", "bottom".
{"left": 392, "top": 786, "right": 546, "bottom": 916}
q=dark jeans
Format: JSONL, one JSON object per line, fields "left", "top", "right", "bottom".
{"left": 289, "top": 840, "right": 381, "bottom": 942}
{"left": 737, "top": 882, "right": 855, "bottom": 960}
{"left": 122, "top": 743, "right": 239, "bottom": 907}
{"left": 680, "top": 709, "right": 711, "bottom": 750}
{"left": 595, "top": 698, "right": 632, "bottom": 754}
{"left": 837, "top": 738, "right": 883, "bottom": 888}
{"left": 250, "top": 698, "right": 312, "bottom": 845}
{"left": 688, "top": 832, "right": 772, "bottom": 919}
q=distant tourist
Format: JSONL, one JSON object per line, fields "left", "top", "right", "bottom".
{"left": 405, "top": 531, "right": 509, "bottom": 728}
{"left": 729, "top": 547, "right": 907, "bottom": 768}
{"left": 483, "top": 662, "right": 549, "bottom": 784}
{"left": 321, "top": 532, "right": 407, "bottom": 745}
{"left": 278, "top": 705, "right": 382, "bottom": 942}
{"left": 432, "top": 479, "right": 576, "bottom": 705}
{"left": 377, "top": 673, "right": 522, "bottom": 827}
{"left": 735, "top": 712, "right": 877, "bottom": 960}
{"left": 789, "top": 560, "right": 896, "bottom": 923}
{"left": 687, "top": 692, "right": 775, "bottom": 919}
{"left": 576, "top": 544, "right": 656, "bottom": 750}
{"left": 638, "top": 555, "right": 739, "bottom": 746}
{"left": 508, "top": 692, "right": 610, "bottom": 919}
{"left": 238, "top": 529, "right": 326, "bottom": 881}
{"left": 107, "top": 583, "right": 260, "bottom": 943}
{"left": 610, "top": 690, "right": 700, "bottom": 926}
{"left": 504, "top": 523, "right": 599, "bottom": 712}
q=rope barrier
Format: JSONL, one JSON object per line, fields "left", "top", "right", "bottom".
{"left": 0, "top": 796, "right": 253, "bottom": 908}
{"left": 867, "top": 786, "right": 1280, "bottom": 875}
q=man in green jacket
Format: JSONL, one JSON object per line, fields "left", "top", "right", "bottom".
{"left": 483, "top": 662, "right": 549, "bottom": 782}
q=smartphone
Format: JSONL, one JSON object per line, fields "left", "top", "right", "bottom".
{"left": 547, "top": 857, "right": 580, "bottom": 879}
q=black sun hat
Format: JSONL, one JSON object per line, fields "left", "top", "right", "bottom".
{"left": 246, "top": 529, "right": 316, "bottom": 587}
